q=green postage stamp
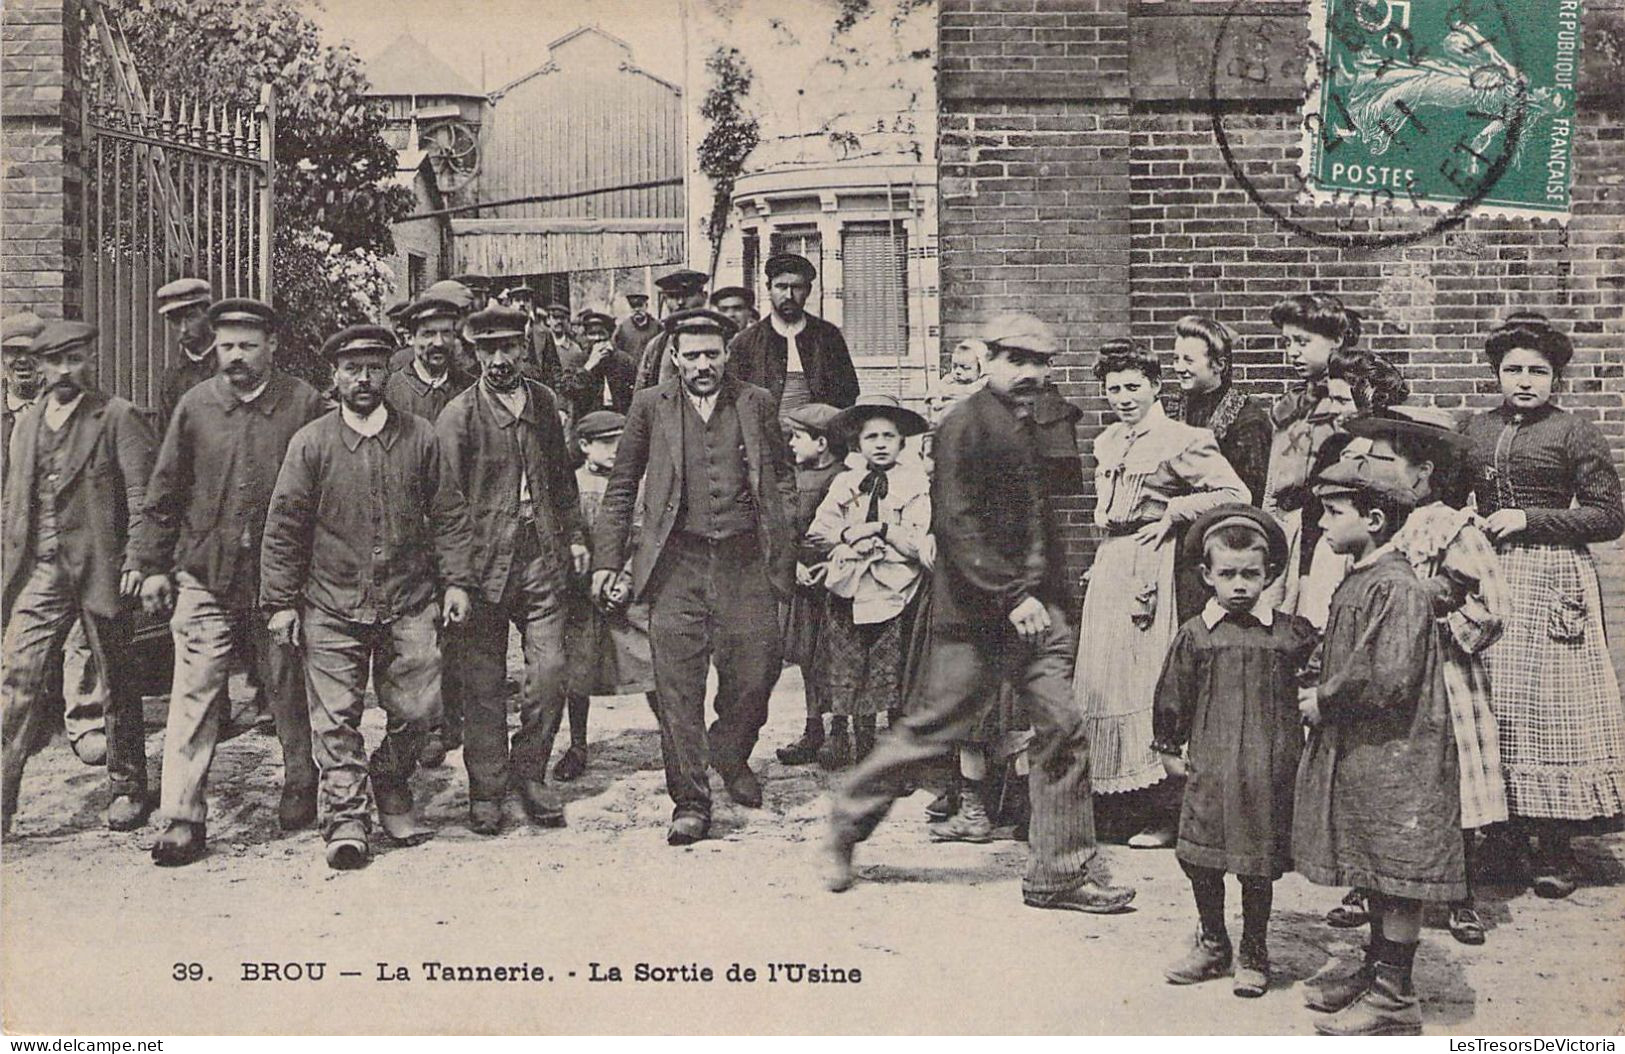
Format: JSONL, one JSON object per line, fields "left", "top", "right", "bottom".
{"left": 1301, "top": 0, "right": 1580, "bottom": 219}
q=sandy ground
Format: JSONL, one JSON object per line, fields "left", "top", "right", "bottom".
{"left": 2, "top": 661, "right": 1623, "bottom": 1037}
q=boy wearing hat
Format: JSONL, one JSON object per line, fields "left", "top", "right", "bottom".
{"left": 556, "top": 409, "right": 656, "bottom": 782}
{"left": 592, "top": 308, "right": 796, "bottom": 845}
{"left": 560, "top": 311, "right": 636, "bottom": 419}
{"left": 260, "top": 324, "right": 476, "bottom": 868}
{"left": 823, "top": 312, "right": 1134, "bottom": 916}
{"left": 727, "top": 253, "right": 859, "bottom": 414}
{"left": 385, "top": 296, "right": 475, "bottom": 426}
{"left": 2, "top": 321, "right": 158, "bottom": 835}
{"left": 613, "top": 292, "right": 661, "bottom": 371}
{"left": 1293, "top": 456, "right": 1463, "bottom": 1035}
{"left": 155, "top": 277, "right": 216, "bottom": 425}
{"left": 135, "top": 299, "right": 327, "bottom": 864}
{"left": 1152, "top": 503, "right": 1317, "bottom": 997}
{"left": 435, "top": 306, "right": 587, "bottom": 833}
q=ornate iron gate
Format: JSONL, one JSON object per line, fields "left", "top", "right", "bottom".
{"left": 81, "top": 3, "right": 274, "bottom": 412}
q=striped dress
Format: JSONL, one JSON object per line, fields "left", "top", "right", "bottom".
{"left": 1074, "top": 402, "right": 1249, "bottom": 793}
{"left": 1462, "top": 402, "right": 1625, "bottom": 821}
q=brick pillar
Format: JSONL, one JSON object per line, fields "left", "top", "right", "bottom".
{"left": 2, "top": 0, "right": 85, "bottom": 320}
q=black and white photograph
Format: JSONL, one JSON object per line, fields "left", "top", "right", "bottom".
{"left": 1, "top": 0, "right": 1623, "bottom": 1038}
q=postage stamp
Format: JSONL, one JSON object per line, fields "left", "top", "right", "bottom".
{"left": 1300, "top": 0, "right": 1581, "bottom": 220}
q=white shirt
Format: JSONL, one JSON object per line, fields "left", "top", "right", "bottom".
{"left": 340, "top": 402, "right": 388, "bottom": 438}
{"left": 43, "top": 392, "right": 85, "bottom": 432}
{"left": 412, "top": 357, "right": 449, "bottom": 389}
{"left": 5, "top": 389, "right": 34, "bottom": 414}
{"left": 235, "top": 380, "right": 269, "bottom": 404}
{"left": 686, "top": 389, "right": 718, "bottom": 423}
{"left": 1200, "top": 596, "right": 1276, "bottom": 630}
{"left": 771, "top": 312, "right": 807, "bottom": 375}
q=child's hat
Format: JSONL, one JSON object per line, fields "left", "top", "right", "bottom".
{"left": 829, "top": 394, "right": 929, "bottom": 439}
{"left": 1181, "top": 503, "right": 1289, "bottom": 576}
{"left": 1310, "top": 454, "right": 1419, "bottom": 508}
{"left": 576, "top": 410, "right": 626, "bottom": 440}
{"left": 1343, "top": 406, "right": 1469, "bottom": 459}
{"left": 783, "top": 402, "right": 842, "bottom": 437}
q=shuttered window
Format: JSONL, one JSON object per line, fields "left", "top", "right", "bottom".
{"left": 842, "top": 223, "right": 908, "bottom": 361}
{"left": 769, "top": 226, "right": 823, "bottom": 317}
{"left": 741, "top": 230, "right": 760, "bottom": 307}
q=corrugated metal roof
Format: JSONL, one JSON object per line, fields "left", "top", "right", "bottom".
{"left": 366, "top": 33, "right": 483, "bottom": 99}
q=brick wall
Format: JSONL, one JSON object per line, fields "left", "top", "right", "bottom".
{"left": 1, "top": 0, "right": 84, "bottom": 320}
{"left": 940, "top": 0, "right": 1625, "bottom": 672}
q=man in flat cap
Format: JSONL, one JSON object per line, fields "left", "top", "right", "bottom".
{"left": 155, "top": 277, "right": 217, "bottom": 426}
{"left": 592, "top": 308, "right": 796, "bottom": 845}
{"left": 729, "top": 253, "right": 859, "bottom": 414}
{"left": 612, "top": 292, "right": 661, "bottom": 377}
{"left": 260, "top": 324, "right": 476, "bottom": 868}
{"left": 710, "top": 286, "right": 758, "bottom": 334}
{"left": 2, "top": 312, "right": 110, "bottom": 768}
{"left": 384, "top": 296, "right": 476, "bottom": 427}
{"left": 389, "top": 279, "right": 476, "bottom": 373}
{"left": 2, "top": 321, "right": 158, "bottom": 835}
{"left": 134, "top": 299, "right": 327, "bottom": 864}
{"left": 449, "top": 273, "right": 493, "bottom": 310}
{"left": 435, "top": 305, "right": 587, "bottom": 834}
{"left": 560, "top": 311, "right": 636, "bottom": 420}
{"left": 633, "top": 268, "right": 710, "bottom": 389}
{"left": 822, "top": 312, "right": 1136, "bottom": 917}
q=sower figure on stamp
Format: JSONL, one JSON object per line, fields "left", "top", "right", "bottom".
{"left": 821, "top": 313, "right": 1136, "bottom": 915}
{"left": 135, "top": 299, "right": 327, "bottom": 866}
{"left": 2, "top": 321, "right": 157, "bottom": 836}
{"left": 592, "top": 309, "right": 797, "bottom": 846}
{"left": 260, "top": 325, "right": 476, "bottom": 870}
{"left": 437, "top": 306, "right": 589, "bottom": 836}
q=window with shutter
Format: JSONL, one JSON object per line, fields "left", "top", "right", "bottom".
{"left": 842, "top": 223, "right": 908, "bottom": 361}
{"left": 741, "top": 230, "right": 761, "bottom": 308}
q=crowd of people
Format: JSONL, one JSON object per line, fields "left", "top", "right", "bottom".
{"left": 3, "top": 255, "right": 1623, "bottom": 1035}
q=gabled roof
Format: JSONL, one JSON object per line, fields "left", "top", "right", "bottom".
{"left": 366, "top": 33, "right": 483, "bottom": 99}
{"left": 491, "top": 24, "right": 681, "bottom": 99}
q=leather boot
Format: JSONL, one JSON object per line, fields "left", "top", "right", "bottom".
{"left": 1304, "top": 949, "right": 1376, "bottom": 1013}
{"left": 1314, "top": 961, "right": 1421, "bottom": 1036}
{"left": 1164, "top": 930, "right": 1232, "bottom": 985}
{"left": 929, "top": 785, "right": 993, "bottom": 843}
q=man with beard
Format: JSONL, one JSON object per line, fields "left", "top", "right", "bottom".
{"left": 821, "top": 313, "right": 1135, "bottom": 917}
{"left": 710, "top": 286, "right": 758, "bottom": 333}
{"left": 612, "top": 292, "right": 661, "bottom": 370}
{"left": 633, "top": 268, "right": 710, "bottom": 389}
{"left": 135, "top": 299, "right": 327, "bottom": 865}
{"left": 2, "top": 321, "right": 157, "bottom": 835}
{"left": 260, "top": 325, "right": 475, "bottom": 869}
{"left": 436, "top": 306, "right": 587, "bottom": 834}
{"left": 155, "top": 277, "right": 216, "bottom": 426}
{"left": 592, "top": 309, "right": 795, "bottom": 845}
{"left": 384, "top": 296, "right": 475, "bottom": 425}
{"left": 728, "top": 254, "right": 859, "bottom": 414}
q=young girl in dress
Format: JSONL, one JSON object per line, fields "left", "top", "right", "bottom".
{"left": 1073, "top": 340, "right": 1249, "bottom": 847}
{"left": 773, "top": 403, "right": 849, "bottom": 767}
{"left": 1461, "top": 313, "right": 1625, "bottom": 898}
{"left": 809, "top": 396, "right": 934, "bottom": 765}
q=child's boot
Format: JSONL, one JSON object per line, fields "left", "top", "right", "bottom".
{"left": 924, "top": 772, "right": 961, "bottom": 822}
{"left": 818, "top": 721, "right": 852, "bottom": 771}
{"left": 1164, "top": 930, "right": 1232, "bottom": 985}
{"left": 929, "top": 784, "right": 992, "bottom": 843}
{"left": 1304, "top": 941, "right": 1378, "bottom": 1012}
{"left": 1313, "top": 960, "right": 1420, "bottom": 1036}
{"left": 1233, "top": 942, "right": 1269, "bottom": 998}
{"left": 777, "top": 717, "right": 825, "bottom": 766}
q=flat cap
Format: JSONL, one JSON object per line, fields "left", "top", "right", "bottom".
{"left": 2, "top": 311, "right": 47, "bottom": 350}
{"left": 404, "top": 296, "right": 463, "bottom": 328}
{"left": 575, "top": 410, "right": 627, "bottom": 439}
{"left": 623, "top": 291, "right": 650, "bottom": 304}
{"left": 655, "top": 268, "right": 708, "bottom": 294}
{"left": 1181, "top": 502, "right": 1290, "bottom": 577}
{"left": 155, "top": 277, "right": 212, "bottom": 316}
{"left": 501, "top": 285, "right": 535, "bottom": 301}
{"left": 579, "top": 311, "right": 615, "bottom": 334}
{"left": 1311, "top": 453, "right": 1420, "bottom": 508}
{"left": 782, "top": 402, "right": 843, "bottom": 436}
{"left": 465, "top": 305, "right": 530, "bottom": 343}
{"left": 662, "top": 307, "right": 737, "bottom": 342}
{"left": 320, "top": 324, "right": 397, "bottom": 362}
{"left": 765, "top": 253, "right": 816, "bottom": 283}
{"left": 982, "top": 312, "right": 1059, "bottom": 357}
{"left": 830, "top": 394, "right": 929, "bottom": 439}
{"left": 710, "top": 285, "right": 755, "bottom": 306}
{"left": 420, "top": 279, "right": 475, "bottom": 312}
{"left": 544, "top": 302, "right": 572, "bottom": 315}
{"left": 207, "top": 297, "right": 277, "bottom": 329}
{"left": 384, "top": 299, "right": 413, "bottom": 321}
{"left": 31, "top": 320, "right": 99, "bottom": 356}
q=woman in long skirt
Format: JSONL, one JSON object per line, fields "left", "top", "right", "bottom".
{"left": 1074, "top": 340, "right": 1248, "bottom": 846}
{"left": 1461, "top": 313, "right": 1625, "bottom": 898}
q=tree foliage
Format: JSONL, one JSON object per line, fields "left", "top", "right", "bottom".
{"left": 88, "top": 0, "right": 412, "bottom": 382}
{"left": 696, "top": 46, "right": 760, "bottom": 276}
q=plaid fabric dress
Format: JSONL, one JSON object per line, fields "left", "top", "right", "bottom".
{"left": 1393, "top": 502, "right": 1510, "bottom": 830}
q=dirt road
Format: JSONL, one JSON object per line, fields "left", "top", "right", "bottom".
{"left": 3, "top": 665, "right": 1622, "bottom": 1035}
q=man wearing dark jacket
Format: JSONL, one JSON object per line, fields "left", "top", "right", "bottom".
{"left": 384, "top": 295, "right": 475, "bottom": 424}
{"left": 155, "top": 277, "right": 216, "bottom": 426}
{"left": 560, "top": 311, "right": 636, "bottom": 418}
{"left": 436, "top": 306, "right": 588, "bottom": 835}
{"left": 260, "top": 324, "right": 476, "bottom": 869}
{"left": 592, "top": 309, "right": 796, "bottom": 846}
{"left": 726, "top": 253, "right": 859, "bottom": 413}
{"left": 136, "top": 299, "right": 327, "bottom": 865}
{"left": 822, "top": 313, "right": 1135, "bottom": 916}
{"left": 2, "top": 321, "right": 157, "bottom": 835}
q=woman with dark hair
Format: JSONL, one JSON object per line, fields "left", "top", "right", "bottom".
{"left": 1460, "top": 313, "right": 1625, "bottom": 899}
{"left": 1170, "top": 315, "right": 1273, "bottom": 622}
{"left": 1074, "top": 340, "right": 1249, "bottom": 848}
